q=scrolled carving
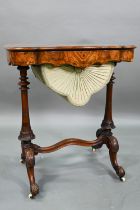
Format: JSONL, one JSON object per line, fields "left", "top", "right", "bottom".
{"left": 104, "top": 136, "right": 125, "bottom": 179}
{"left": 30, "top": 183, "right": 39, "bottom": 196}
{"left": 106, "top": 136, "right": 119, "bottom": 152}
{"left": 96, "top": 128, "right": 113, "bottom": 137}
{"left": 32, "top": 143, "right": 41, "bottom": 155}
{"left": 23, "top": 143, "right": 40, "bottom": 197}
{"left": 25, "top": 147, "right": 35, "bottom": 168}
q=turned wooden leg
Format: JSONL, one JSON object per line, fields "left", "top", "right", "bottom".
{"left": 18, "top": 66, "right": 35, "bottom": 142}
{"left": 95, "top": 73, "right": 116, "bottom": 139}
{"left": 93, "top": 72, "right": 125, "bottom": 181}
{"left": 105, "top": 136, "right": 125, "bottom": 181}
{"left": 92, "top": 73, "right": 115, "bottom": 151}
{"left": 18, "top": 66, "right": 35, "bottom": 160}
{"left": 101, "top": 72, "right": 115, "bottom": 130}
{"left": 17, "top": 66, "right": 38, "bottom": 197}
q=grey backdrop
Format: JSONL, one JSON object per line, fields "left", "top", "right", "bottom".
{"left": 0, "top": 0, "right": 140, "bottom": 210}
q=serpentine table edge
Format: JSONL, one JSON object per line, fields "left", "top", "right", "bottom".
{"left": 6, "top": 45, "right": 136, "bottom": 67}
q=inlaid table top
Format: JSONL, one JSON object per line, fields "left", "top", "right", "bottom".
{"left": 6, "top": 45, "right": 136, "bottom": 68}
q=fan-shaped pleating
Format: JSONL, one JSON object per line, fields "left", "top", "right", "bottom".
{"left": 32, "top": 63, "right": 114, "bottom": 106}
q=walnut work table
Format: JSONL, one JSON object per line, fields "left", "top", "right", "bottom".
{"left": 6, "top": 45, "right": 136, "bottom": 198}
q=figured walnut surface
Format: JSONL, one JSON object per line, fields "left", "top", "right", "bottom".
{"left": 6, "top": 45, "right": 136, "bottom": 68}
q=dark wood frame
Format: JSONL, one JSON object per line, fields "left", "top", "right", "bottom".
{"left": 6, "top": 45, "right": 136, "bottom": 198}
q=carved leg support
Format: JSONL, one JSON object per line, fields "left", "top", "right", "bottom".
{"left": 94, "top": 72, "right": 125, "bottom": 180}
{"left": 24, "top": 143, "right": 39, "bottom": 198}
{"left": 17, "top": 66, "right": 39, "bottom": 197}
{"left": 105, "top": 136, "right": 125, "bottom": 180}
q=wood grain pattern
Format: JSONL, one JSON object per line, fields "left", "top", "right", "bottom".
{"left": 6, "top": 45, "right": 136, "bottom": 68}
{"left": 34, "top": 137, "right": 104, "bottom": 153}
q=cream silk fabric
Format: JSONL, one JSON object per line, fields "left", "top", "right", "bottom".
{"left": 32, "top": 63, "right": 114, "bottom": 106}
